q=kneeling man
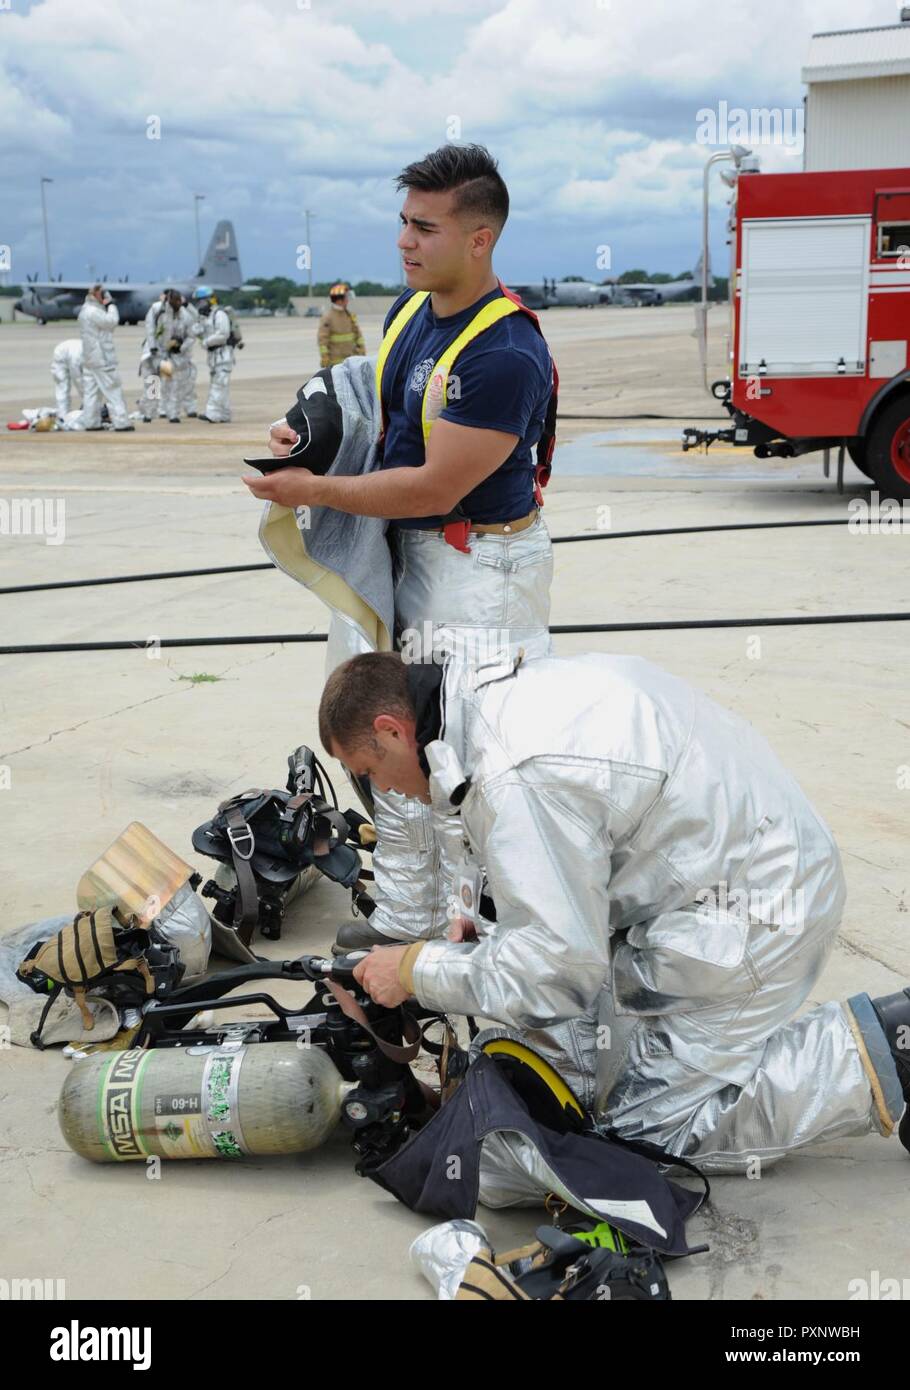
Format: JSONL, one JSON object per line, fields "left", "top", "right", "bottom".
{"left": 318, "top": 648, "right": 908, "bottom": 1175}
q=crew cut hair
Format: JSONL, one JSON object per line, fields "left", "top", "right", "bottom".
{"left": 396, "top": 144, "right": 509, "bottom": 236}
{"left": 318, "top": 652, "right": 415, "bottom": 754}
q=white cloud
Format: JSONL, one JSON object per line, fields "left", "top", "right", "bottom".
{"left": 0, "top": 0, "right": 891, "bottom": 280}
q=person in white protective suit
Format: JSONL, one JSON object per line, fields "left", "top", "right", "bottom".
{"left": 246, "top": 144, "right": 558, "bottom": 954}
{"left": 178, "top": 295, "right": 200, "bottom": 417}
{"left": 77, "top": 285, "right": 133, "bottom": 431}
{"left": 50, "top": 338, "right": 84, "bottom": 420}
{"left": 137, "top": 293, "right": 168, "bottom": 421}
{"left": 314, "top": 647, "right": 910, "bottom": 1196}
{"left": 136, "top": 289, "right": 196, "bottom": 423}
{"left": 193, "top": 285, "right": 236, "bottom": 422}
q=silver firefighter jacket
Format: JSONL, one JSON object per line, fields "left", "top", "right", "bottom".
{"left": 78, "top": 296, "right": 121, "bottom": 370}
{"left": 411, "top": 648, "right": 847, "bottom": 1122}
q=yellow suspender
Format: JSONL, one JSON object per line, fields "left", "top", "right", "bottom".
{"left": 375, "top": 291, "right": 521, "bottom": 447}
{"left": 374, "top": 290, "right": 428, "bottom": 414}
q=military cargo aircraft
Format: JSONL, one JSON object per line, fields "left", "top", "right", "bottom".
{"left": 506, "top": 277, "right": 611, "bottom": 309}
{"left": 14, "top": 220, "right": 252, "bottom": 324}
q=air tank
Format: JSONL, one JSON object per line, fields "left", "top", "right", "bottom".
{"left": 59, "top": 1043, "right": 350, "bottom": 1162}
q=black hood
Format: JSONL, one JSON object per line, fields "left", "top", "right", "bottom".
{"left": 283, "top": 368, "right": 344, "bottom": 475}
{"left": 405, "top": 661, "right": 444, "bottom": 777}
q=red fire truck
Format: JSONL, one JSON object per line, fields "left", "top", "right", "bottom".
{"left": 683, "top": 166, "right": 910, "bottom": 498}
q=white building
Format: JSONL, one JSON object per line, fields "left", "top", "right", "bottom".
{"left": 802, "top": 15, "right": 910, "bottom": 171}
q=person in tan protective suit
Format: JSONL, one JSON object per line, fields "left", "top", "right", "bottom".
{"left": 318, "top": 283, "right": 365, "bottom": 368}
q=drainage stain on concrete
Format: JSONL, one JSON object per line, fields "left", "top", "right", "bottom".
{"left": 556, "top": 429, "right": 830, "bottom": 482}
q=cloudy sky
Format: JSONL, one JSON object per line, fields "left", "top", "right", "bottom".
{"left": 0, "top": 0, "right": 894, "bottom": 287}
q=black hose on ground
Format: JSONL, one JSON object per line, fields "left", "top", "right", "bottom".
{"left": 3, "top": 609, "right": 909, "bottom": 656}
{"left": 0, "top": 519, "right": 853, "bottom": 595}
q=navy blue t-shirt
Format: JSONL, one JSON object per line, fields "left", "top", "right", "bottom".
{"left": 379, "top": 285, "right": 553, "bottom": 528}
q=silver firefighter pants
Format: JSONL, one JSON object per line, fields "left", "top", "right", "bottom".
{"left": 205, "top": 361, "right": 233, "bottom": 422}
{"left": 369, "top": 517, "right": 554, "bottom": 943}
{"left": 475, "top": 902, "right": 906, "bottom": 1207}
{"left": 137, "top": 360, "right": 165, "bottom": 419}
{"left": 160, "top": 366, "right": 179, "bottom": 420}
{"left": 599, "top": 908, "right": 903, "bottom": 1171}
{"left": 159, "top": 360, "right": 194, "bottom": 420}
{"left": 82, "top": 364, "right": 130, "bottom": 429}
{"left": 51, "top": 360, "right": 81, "bottom": 418}
{"left": 177, "top": 357, "right": 197, "bottom": 415}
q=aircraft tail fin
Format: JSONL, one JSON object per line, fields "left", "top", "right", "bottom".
{"left": 196, "top": 220, "right": 243, "bottom": 288}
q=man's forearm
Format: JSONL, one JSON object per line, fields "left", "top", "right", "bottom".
{"left": 308, "top": 465, "right": 451, "bottom": 519}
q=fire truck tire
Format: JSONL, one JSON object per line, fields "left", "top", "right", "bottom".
{"left": 866, "top": 396, "right": 910, "bottom": 500}
{"left": 847, "top": 438, "right": 874, "bottom": 480}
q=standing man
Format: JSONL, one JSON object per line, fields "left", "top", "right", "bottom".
{"left": 193, "top": 286, "right": 239, "bottom": 423}
{"left": 179, "top": 294, "right": 200, "bottom": 418}
{"left": 50, "top": 338, "right": 84, "bottom": 420}
{"left": 245, "top": 145, "right": 558, "bottom": 950}
{"left": 78, "top": 284, "right": 133, "bottom": 432}
{"left": 137, "top": 289, "right": 196, "bottom": 423}
{"left": 318, "top": 283, "right": 365, "bottom": 367}
{"left": 137, "top": 292, "right": 168, "bottom": 422}
{"left": 159, "top": 288, "right": 197, "bottom": 423}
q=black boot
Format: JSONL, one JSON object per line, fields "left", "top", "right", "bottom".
{"left": 332, "top": 919, "right": 408, "bottom": 956}
{"left": 870, "top": 988, "right": 910, "bottom": 1153}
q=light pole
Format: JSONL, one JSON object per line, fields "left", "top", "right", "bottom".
{"left": 305, "top": 209, "right": 314, "bottom": 297}
{"left": 40, "top": 177, "right": 53, "bottom": 280}
{"left": 194, "top": 194, "right": 206, "bottom": 271}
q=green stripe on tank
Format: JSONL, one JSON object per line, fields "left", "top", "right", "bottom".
{"left": 97, "top": 1051, "right": 120, "bottom": 1161}
{"left": 131, "top": 1051, "right": 153, "bottom": 1158}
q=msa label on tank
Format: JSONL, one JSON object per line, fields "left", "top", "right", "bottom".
{"left": 102, "top": 1048, "right": 151, "bottom": 1160}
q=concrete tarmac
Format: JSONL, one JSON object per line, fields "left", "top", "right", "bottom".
{"left": 1, "top": 307, "right": 907, "bottom": 1300}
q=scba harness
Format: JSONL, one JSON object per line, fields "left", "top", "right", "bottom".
{"left": 375, "top": 280, "right": 559, "bottom": 553}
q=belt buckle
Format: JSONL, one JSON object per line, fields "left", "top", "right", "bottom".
{"left": 227, "top": 823, "right": 256, "bottom": 861}
{"left": 560, "top": 1255, "right": 591, "bottom": 1294}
